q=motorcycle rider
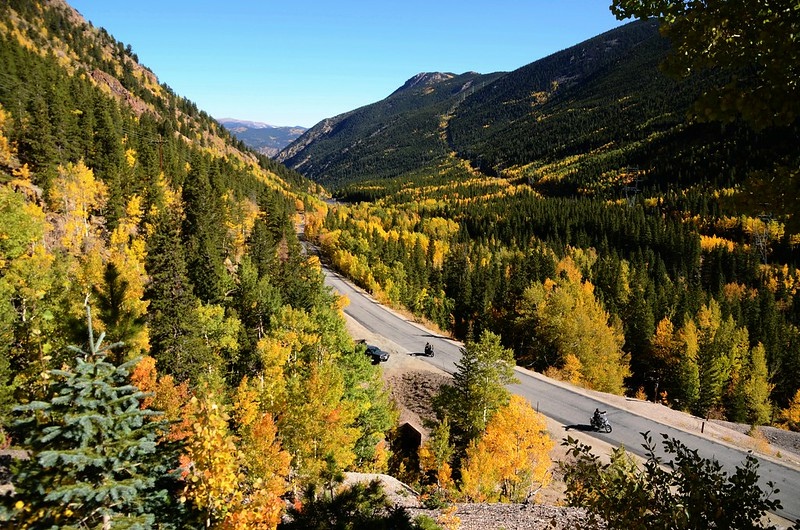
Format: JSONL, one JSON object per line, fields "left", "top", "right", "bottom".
{"left": 592, "top": 408, "right": 606, "bottom": 428}
{"left": 424, "top": 342, "right": 434, "bottom": 356}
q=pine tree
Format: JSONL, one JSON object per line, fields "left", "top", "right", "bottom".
{"left": 3, "top": 305, "right": 179, "bottom": 529}
{"left": 145, "top": 207, "right": 210, "bottom": 383}
{"left": 434, "top": 330, "right": 517, "bottom": 452}
{"left": 181, "top": 154, "right": 228, "bottom": 304}
{"left": 93, "top": 261, "right": 147, "bottom": 363}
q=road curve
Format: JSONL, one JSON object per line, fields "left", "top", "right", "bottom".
{"left": 322, "top": 266, "right": 800, "bottom": 522}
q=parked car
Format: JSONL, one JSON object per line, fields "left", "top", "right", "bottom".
{"left": 365, "top": 344, "right": 390, "bottom": 362}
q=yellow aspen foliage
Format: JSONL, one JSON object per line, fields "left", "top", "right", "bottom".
{"left": 431, "top": 239, "right": 449, "bottom": 269}
{"left": 0, "top": 185, "right": 47, "bottom": 268}
{"left": 278, "top": 364, "right": 358, "bottom": 487}
{"left": 436, "top": 505, "right": 461, "bottom": 530}
{"left": 225, "top": 377, "right": 290, "bottom": 530}
{"left": 219, "top": 491, "right": 284, "bottom": 530}
{"left": 222, "top": 194, "right": 259, "bottom": 262}
{"left": 368, "top": 440, "right": 391, "bottom": 474}
{"left": 106, "top": 195, "right": 149, "bottom": 353}
{"left": 47, "top": 160, "right": 108, "bottom": 254}
{"left": 125, "top": 148, "right": 137, "bottom": 168}
{"left": 334, "top": 293, "right": 350, "bottom": 312}
{"left": 144, "top": 174, "right": 182, "bottom": 233}
{"left": 74, "top": 246, "right": 104, "bottom": 305}
{"left": 255, "top": 338, "right": 288, "bottom": 409}
{"left": 460, "top": 395, "right": 553, "bottom": 503}
{"left": 180, "top": 395, "right": 241, "bottom": 526}
{"left": 418, "top": 416, "right": 454, "bottom": 491}
{"left": 304, "top": 211, "right": 325, "bottom": 239}
{"left": 240, "top": 412, "right": 290, "bottom": 493}
{"left": 264, "top": 306, "right": 321, "bottom": 366}
{"left": 196, "top": 302, "right": 242, "bottom": 363}
{"left": 741, "top": 215, "right": 785, "bottom": 242}
{"left": 561, "top": 353, "right": 583, "bottom": 385}
{"left": 652, "top": 317, "right": 679, "bottom": 368}
{"left": 518, "top": 256, "right": 628, "bottom": 394}
{"left": 233, "top": 376, "right": 260, "bottom": 430}
{"left": 9, "top": 164, "right": 39, "bottom": 202}
{"left": 419, "top": 445, "right": 454, "bottom": 492}
{"left": 779, "top": 389, "right": 800, "bottom": 432}
{"left": 700, "top": 234, "right": 736, "bottom": 252}
{"left": 2, "top": 243, "right": 56, "bottom": 392}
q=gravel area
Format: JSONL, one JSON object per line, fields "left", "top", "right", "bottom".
{"left": 710, "top": 419, "right": 800, "bottom": 460}
{"left": 344, "top": 472, "right": 604, "bottom": 529}
{"left": 408, "top": 503, "right": 604, "bottom": 530}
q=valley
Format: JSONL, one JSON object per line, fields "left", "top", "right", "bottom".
{"left": 1, "top": 0, "right": 799, "bottom": 528}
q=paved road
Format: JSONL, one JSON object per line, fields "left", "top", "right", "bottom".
{"left": 323, "top": 266, "right": 800, "bottom": 522}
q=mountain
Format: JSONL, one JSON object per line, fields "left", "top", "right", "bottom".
{"left": 277, "top": 20, "right": 670, "bottom": 188}
{"left": 280, "top": 19, "right": 774, "bottom": 198}
{"left": 280, "top": 13, "right": 800, "bottom": 436}
{"left": 276, "top": 70, "right": 504, "bottom": 188}
{"left": 218, "top": 118, "right": 306, "bottom": 157}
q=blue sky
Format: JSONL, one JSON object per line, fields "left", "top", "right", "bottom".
{"left": 68, "top": 1, "right": 628, "bottom": 128}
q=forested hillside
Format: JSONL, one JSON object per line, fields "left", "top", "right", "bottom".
{"left": 0, "top": 1, "right": 400, "bottom": 527}
{"left": 276, "top": 71, "right": 503, "bottom": 187}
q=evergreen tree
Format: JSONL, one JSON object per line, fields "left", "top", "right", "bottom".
{"left": 434, "top": 330, "right": 517, "bottom": 453}
{"left": 145, "top": 208, "right": 210, "bottom": 383}
{"left": 181, "top": 154, "right": 228, "bottom": 304}
{"left": 93, "top": 261, "right": 147, "bottom": 364}
{"left": 231, "top": 256, "right": 282, "bottom": 375}
{"left": 2, "top": 305, "right": 181, "bottom": 529}
{"left": 625, "top": 280, "right": 656, "bottom": 394}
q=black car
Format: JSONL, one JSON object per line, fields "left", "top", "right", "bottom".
{"left": 365, "top": 345, "right": 390, "bottom": 362}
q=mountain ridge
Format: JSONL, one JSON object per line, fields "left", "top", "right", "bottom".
{"left": 276, "top": 70, "right": 502, "bottom": 187}
{"left": 277, "top": 19, "right": 669, "bottom": 189}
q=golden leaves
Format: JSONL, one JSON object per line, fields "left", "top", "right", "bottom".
{"left": 460, "top": 395, "right": 553, "bottom": 503}
{"left": 47, "top": 160, "right": 108, "bottom": 255}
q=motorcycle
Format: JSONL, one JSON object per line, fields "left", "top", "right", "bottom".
{"left": 590, "top": 413, "right": 612, "bottom": 433}
{"left": 423, "top": 343, "right": 435, "bottom": 357}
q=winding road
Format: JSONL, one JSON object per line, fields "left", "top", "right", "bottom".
{"left": 323, "top": 266, "right": 800, "bottom": 522}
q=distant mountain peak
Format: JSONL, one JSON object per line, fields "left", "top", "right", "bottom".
{"left": 395, "top": 72, "right": 457, "bottom": 93}
{"left": 218, "top": 118, "right": 275, "bottom": 129}
{"left": 220, "top": 119, "right": 307, "bottom": 158}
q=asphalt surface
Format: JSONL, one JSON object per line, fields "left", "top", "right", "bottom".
{"left": 322, "top": 265, "right": 800, "bottom": 522}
